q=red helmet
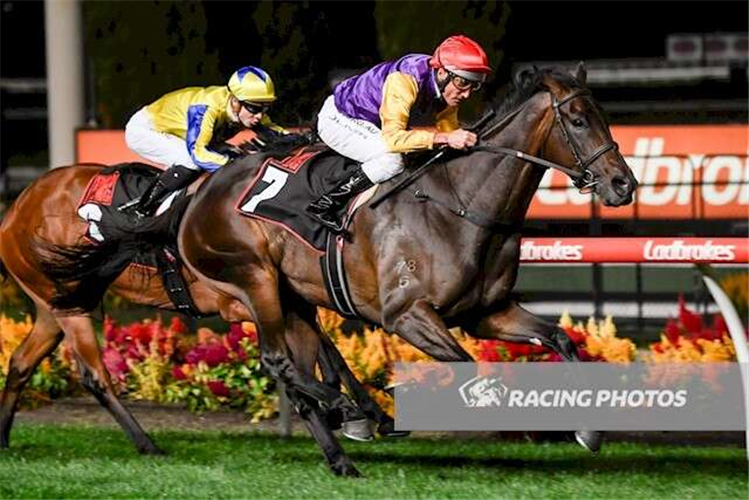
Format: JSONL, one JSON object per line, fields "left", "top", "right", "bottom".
{"left": 429, "top": 35, "right": 492, "bottom": 82}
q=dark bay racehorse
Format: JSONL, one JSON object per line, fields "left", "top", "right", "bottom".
{"left": 175, "top": 65, "right": 637, "bottom": 475}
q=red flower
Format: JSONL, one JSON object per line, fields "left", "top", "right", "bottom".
{"left": 204, "top": 344, "right": 230, "bottom": 367}
{"left": 664, "top": 318, "right": 681, "bottom": 343}
{"left": 678, "top": 295, "right": 703, "bottom": 335}
{"left": 172, "top": 365, "right": 187, "bottom": 381}
{"left": 502, "top": 341, "right": 547, "bottom": 359}
{"left": 477, "top": 340, "right": 502, "bottom": 362}
{"left": 562, "top": 327, "right": 587, "bottom": 346}
{"left": 170, "top": 316, "right": 187, "bottom": 334}
{"left": 207, "top": 380, "right": 230, "bottom": 397}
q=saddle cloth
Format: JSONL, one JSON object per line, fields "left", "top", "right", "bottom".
{"left": 235, "top": 147, "right": 372, "bottom": 252}
{"left": 76, "top": 164, "right": 201, "bottom": 316}
{"left": 77, "top": 163, "right": 188, "bottom": 245}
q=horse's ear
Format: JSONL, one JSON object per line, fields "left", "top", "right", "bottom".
{"left": 574, "top": 61, "right": 587, "bottom": 86}
{"left": 514, "top": 67, "right": 534, "bottom": 87}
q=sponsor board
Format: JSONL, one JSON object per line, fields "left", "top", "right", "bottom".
{"left": 519, "top": 237, "right": 748, "bottom": 263}
{"left": 531, "top": 124, "right": 748, "bottom": 219}
{"left": 77, "top": 124, "right": 748, "bottom": 219}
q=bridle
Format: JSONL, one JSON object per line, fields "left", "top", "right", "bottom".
{"left": 474, "top": 88, "right": 618, "bottom": 194}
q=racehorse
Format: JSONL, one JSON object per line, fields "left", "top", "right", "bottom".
{"left": 2, "top": 63, "right": 637, "bottom": 476}
{"left": 173, "top": 64, "right": 637, "bottom": 475}
{"left": 0, "top": 173, "right": 396, "bottom": 455}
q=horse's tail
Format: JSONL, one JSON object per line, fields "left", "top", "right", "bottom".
{"left": 38, "top": 197, "right": 191, "bottom": 313}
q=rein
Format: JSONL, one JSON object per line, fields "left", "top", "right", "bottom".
{"left": 370, "top": 87, "right": 618, "bottom": 230}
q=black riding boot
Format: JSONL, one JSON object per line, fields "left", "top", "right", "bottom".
{"left": 306, "top": 165, "right": 374, "bottom": 234}
{"left": 129, "top": 164, "right": 200, "bottom": 218}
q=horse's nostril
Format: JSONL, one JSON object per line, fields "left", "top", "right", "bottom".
{"left": 612, "top": 176, "right": 630, "bottom": 196}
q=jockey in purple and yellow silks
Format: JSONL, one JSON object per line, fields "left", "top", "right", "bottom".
{"left": 307, "top": 35, "right": 492, "bottom": 233}
{"left": 123, "top": 66, "right": 286, "bottom": 218}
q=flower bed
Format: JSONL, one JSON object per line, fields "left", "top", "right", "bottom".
{"left": 0, "top": 293, "right": 741, "bottom": 419}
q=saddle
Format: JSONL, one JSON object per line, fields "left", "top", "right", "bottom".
{"left": 235, "top": 146, "right": 378, "bottom": 252}
{"left": 77, "top": 163, "right": 200, "bottom": 316}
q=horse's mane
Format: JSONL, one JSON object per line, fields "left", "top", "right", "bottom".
{"left": 480, "top": 66, "right": 582, "bottom": 136}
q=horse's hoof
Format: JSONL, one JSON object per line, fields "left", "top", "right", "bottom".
{"left": 331, "top": 458, "right": 362, "bottom": 477}
{"left": 342, "top": 418, "right": 373, "bottom": 442}
{"left": 575, "top": 430, "right": 604, "bottom": 454}
{"left": 377, "top": 419, "right": 410, "bottom": 438}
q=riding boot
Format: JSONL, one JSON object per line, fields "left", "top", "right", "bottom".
{"left": 306, "top": 165, "right": 374, "bottom": 234}
{"left": 129, "top": 164, "right": 200, "bottom": 218}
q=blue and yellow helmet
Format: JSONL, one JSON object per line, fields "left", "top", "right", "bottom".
{"left": 228, "top": 66, "right": 276, "bottom": 103}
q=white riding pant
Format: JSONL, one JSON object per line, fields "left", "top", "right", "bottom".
{"left": 316, "top": 95, "right": 403, "bottom": 184}
{"left": 124, "top": 107, "right": 200, "bottom": 171}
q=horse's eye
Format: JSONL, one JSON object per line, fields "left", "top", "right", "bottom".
{"left": 572, "top": 118, "right": 586, "bottom": 128}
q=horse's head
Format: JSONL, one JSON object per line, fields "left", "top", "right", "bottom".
{"left": 533, "top": 63, "right": 638, "bottom": 206}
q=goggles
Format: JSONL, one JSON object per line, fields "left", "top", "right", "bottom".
{"left": 241, "top": 101, "right": 271, "bottom": 114}
{"left": 446, "top": 70, "right": 483, "bottom": 92}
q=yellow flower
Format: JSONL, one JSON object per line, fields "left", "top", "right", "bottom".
{"left": 558, "top": 310, "right": 574, "bottom": 329}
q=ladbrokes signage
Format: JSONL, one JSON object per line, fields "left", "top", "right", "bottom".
{"left": 518, "top": 238, "right": 748, "bottom": 263}
{"left": 77, "top": 124, "right": 748, "bottom": 220}
{"left": 530, "top": 124, "right": 748, "bottom": 220}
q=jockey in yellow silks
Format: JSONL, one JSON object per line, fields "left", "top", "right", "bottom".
{"left": 308, "top": 35, "right": 492, "bottom": 233}
{"left": 124, "top": 66, "right": 286, "bottom": 217}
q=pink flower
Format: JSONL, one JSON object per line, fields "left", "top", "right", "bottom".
{"left": 207, "top": 380, "right": 230, "bottom": 397}
{"left": 185, "top": 345, "right": 208, "bottom": 365}
{"left": 103, "top": 347, "right": 128, "bottom": 381}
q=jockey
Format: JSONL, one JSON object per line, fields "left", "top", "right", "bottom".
{"left": 307, "top": 35, "right": 491, "bottom": 233}
{"left": 124, "top": 66, "right": 286, "bottom": 217}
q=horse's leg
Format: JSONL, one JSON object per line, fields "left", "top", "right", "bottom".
{"left": 0, "top": 305, "right": 63, "bottom": 448}
{"left": 55, "top": 316, "right": 163, "bottom": 454}
{"left": 467, "top": 299, "right": 604, "bottom": 452}
{"left": 239, "top": 268, "right": 369, "bottom": 438}
{"left": 385, "top": 298, "right": 474, "bottom": 362}
{"left": 316, "top": 333, "right": 408, "bottom": 438}
{"left": 316, "top": 335, "right": 342, "bottom": 391}
{"left": 469, "top": 300, "right": 580, "bottom": 360}
{"left": 285, "top": 308, "right": 360, "bottom": 477}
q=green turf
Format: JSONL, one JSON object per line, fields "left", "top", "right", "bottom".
{"left": 0, "top": 424, "right": 746, "bottom": 499}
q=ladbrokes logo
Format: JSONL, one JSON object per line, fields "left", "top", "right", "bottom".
{"left": 459, "top": 376, "right": 688, "bottom": 409}
{"left": 643, "top": 239, "right": 735, "bottom": 261}
{"left": 520, "top": 240, "right": 583, "bottom": 261}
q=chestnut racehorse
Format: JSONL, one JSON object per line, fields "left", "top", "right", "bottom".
{"left": 0, "top": 175, "right": 394, "bottom": 456}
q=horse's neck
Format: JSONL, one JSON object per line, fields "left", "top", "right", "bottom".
{"left": 437, "top": 95, "right": 552, "bottom": 231}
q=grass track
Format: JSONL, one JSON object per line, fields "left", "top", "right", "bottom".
{"left": 0, "top": 424, "right": 746, "bottom": 499}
